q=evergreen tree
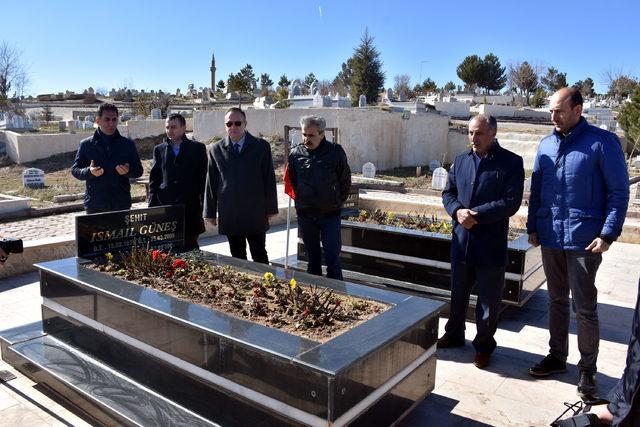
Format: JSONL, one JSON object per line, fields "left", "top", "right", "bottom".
{"left": 332, "top": 60, "right": 353, "bottom": 96}
{"left": 278, "top": 74, "right": 291, "bottom": 88}
{"left": 349, "top": 29, "right": 385, "bottom": 106}
{"left": 456, "top": 55, "right": 483, "bottom": 91}
{"left": 479, "top": 53, "right": 507, "bottom": 93}
{"left": 304, "top": 73, "right": 317, "bottom": 89}
{"left": 618, "top": 87, "right": 640, "bottom": 162}
{"left": 508, "top": 61, "right": 538, "bottom": 104}
{"left": 443, "top": 81, "right": 456, "bottom": 92}
{"left": 216, "top": 80, "right": 225, "bottom": 90}
{"left": 260, "top": 73, "right": 274, "bottom": 92}
{"left": 541, "top": 67, "right": 568, "bottom": 93}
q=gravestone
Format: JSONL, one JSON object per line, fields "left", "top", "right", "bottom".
{"left": 290, "top": 130, "right": 303, "bottom": 147}
{"left": 524, "top": 177, "right": 532, "bottom": 193}
{"left": 124, "top": 90, "right": 133, "bottom": 102}
{"left": 310, "top": 81, "right": 318, "bottom": 95}
{"left": 22, "top": 168, "right": 45, "bottom": 188}
{"left": 399, "top": 90, "right": 406, "bottom": 102}
{"left": 58, "top": 121, "right": 66, "bottom": 132}
{"left": 202, "top": 89, "right": 210, "bottom": 103}
{"left": 11, "top": 115, "right": 24, "bottom": 129}
{"left": 76, "top": 206, "right": 185, "bottom": 259}
{"left": 150, "top": 108, "right": 162, "bottom": 119}
{"left": 336, "top": 96, "right": 350, "bottom": 108}
{"left": 431, "top": 167, "right": 448, "bottom": 190}
{"left": 429, "top": 160, "right": 441, "bottom": 171}
{"left": 0, "top": 112, "right": 4, "bottom": 122}
{"left": 85, "top": 115, "right": 94, "bottom": 123}
{"left": 291, "top": 81, "right": 302, "bottom": 97}
{"left": 312, "top": 94, "right": 324, "bottom": 108}
{"left": 362, "top": 162, "right": 376, "bottom": 178}
{"left": 67, "top": 120, "right": 76, "bottom": 134}
{"left": 386, "top": 88, "right": 393, "bottom": 101}
{"left": 359, "top": 94, "right": 366, "bottom": 107}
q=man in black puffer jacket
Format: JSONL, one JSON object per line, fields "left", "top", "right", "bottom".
{"left": 71, "top": 103, "right": 143, "bottom": 213}
{"left": 287, "top": 115, "right": 351, "bottom": 280}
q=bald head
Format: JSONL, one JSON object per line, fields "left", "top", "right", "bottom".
{"left": 550, "top": 87, "right": 583, "bottom": 134}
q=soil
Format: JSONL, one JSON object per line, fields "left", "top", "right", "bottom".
{"left": 89, "top": 249, "right": 388, "bottom": 343}
{"left": 353, "top": 166, "right": 440, "bottom": 189}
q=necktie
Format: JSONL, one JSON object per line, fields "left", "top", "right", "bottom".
{"left": 233, "top": 143, "right": 240, "bottom": 154}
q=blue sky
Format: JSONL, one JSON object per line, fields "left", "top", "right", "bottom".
{"left": 2, "top": 0, "right": 638, "bottom": 96}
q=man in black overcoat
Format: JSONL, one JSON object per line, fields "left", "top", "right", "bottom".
{"left": 149, "top": 113, "right": 207, "bottom": 250}
{"left": 203, "top": 107, "right": 278, "bottom": 263}
{"left": 437, "top": 114, "right": 524, "bottom": 369}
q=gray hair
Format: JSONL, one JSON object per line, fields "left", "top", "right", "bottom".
{"left": 299, "top": 115, "right": 326, "bottom": 132}
{"left": 470, "top": 114, "right": 497, "bottom": 131}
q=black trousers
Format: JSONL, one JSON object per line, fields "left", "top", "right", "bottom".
{"left": 444, "top": 262, "right": 505, "bottom": 354}
{"left": 226, "top": 234, "right": 269, "bottom": 264}
{"left": 183, "top": 234, "right": 200, "bottom": 251}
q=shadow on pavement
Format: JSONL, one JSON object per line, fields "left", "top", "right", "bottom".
{"left": 400, "top": 393, "right": 494, "bottom": 426}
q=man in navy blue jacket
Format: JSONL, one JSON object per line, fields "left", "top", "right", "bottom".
{"left": 71, "top": 104, "right": 143, "bottom": 213}
{"left": 527, "top": 88, "right": 629, "bottom": 399}
{"left": 438, "top": 114, "right": 524, "bottom": 369}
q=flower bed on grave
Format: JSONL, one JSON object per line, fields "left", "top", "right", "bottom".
{"left": 91, "top": 248, "right": 387, "bottom": 342}
{"left": 294, "top": 209, "right": 545, "bottom": 306}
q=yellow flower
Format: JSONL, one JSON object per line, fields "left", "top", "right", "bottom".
{"left": 105, "top": 252, "right": 114, "bottom": 262}
{"left": 263, "top": 272, "right": 274, "bottom": 280}
{"left": 289, "top": 278, "right": 297, "bottom": 289}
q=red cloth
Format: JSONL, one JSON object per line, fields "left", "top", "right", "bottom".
{"left": 283, "top": 165, "right": 295, "bottom": 199}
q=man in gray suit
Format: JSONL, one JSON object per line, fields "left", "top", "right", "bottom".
{"left": 203, "top": 107, "right": 278, "bottom": 263}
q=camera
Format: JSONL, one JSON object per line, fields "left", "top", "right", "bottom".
{"left": 0, "top": 237, "right": 23, "bottom": 261}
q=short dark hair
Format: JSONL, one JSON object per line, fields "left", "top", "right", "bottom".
{"left": 567, "top": 87, "right": 584, "bottom": 108}
{"left": 225, "top": 107, "right": 246, "bottom": 120}
{"left": 97, "top": 103, "right": 118, "bottom": 118}
{"left": 167, "top": 113, "right": 186, "bottom": 127}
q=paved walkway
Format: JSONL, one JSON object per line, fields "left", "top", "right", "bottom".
{"left": 0, "top": 224, "right": 639, "bottom": 426}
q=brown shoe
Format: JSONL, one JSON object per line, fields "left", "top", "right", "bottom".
{"left": 474, "top": 352, "right": 491, "bottom": 369}
{"left": 437, "top": 335, "right": 465, "bottom": 349}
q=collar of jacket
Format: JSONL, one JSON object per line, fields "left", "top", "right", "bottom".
{"left": 466, "top": 139, "right": 501, "bottom": 160}
{"left": 223, "top": 132, "right": 252, "bottom": 150}
{"left": 164, "top": 135, "right": 190, "bottom": 146}
{"left": 552, "top": 116, "right": 588, "bottom": 143}
{"left": 92, "top": 128, "right": 122, "bottom": 145}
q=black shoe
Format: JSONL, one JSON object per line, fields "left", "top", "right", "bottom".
{"left": 473, "top": 352, "right": 491, "bottom": 369}
{"left": 437, "top": 335, "right": 465, "bottom": 349}
{"left": 577, "top": 370, "right": 597, "bottom": 400}
{"left": 528, "top": 354, "right": 567, "bottom": 377}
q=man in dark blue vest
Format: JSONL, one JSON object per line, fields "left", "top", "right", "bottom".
{"left": 437, "top": 114, "right": 525, "bottom": 369}
{"left": 149, "top": 113, "right": 207, "bottom": 251}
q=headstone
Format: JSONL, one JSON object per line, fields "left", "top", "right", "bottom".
{"left": 336, "top": 96, "right": 350, "bottom": 108}
{"left": 85, "top": 115, "right": 94, "bottom": 123}
{"left": 428, "top": 160, "right": 441, "bottom": 171}
{"left": 150, "top": 108, "right": 162, "bottom": 119}
{"left": 124, "top": 90, "right": 133, "bottom": 102}
{"left": 523, "top": 177, "right": 532, "bottom": 193}
{"left": 312, "top": 94, "right": 324, "bottom": 108}
{"left": 398, "top": 90, "right": 405, "bottom": 102}
{"left": 58, "top": 121, "right": 66, "bottom": 132}
{"left": 202, "top": 88, "right": 210, "bottom": 102}
{"left": 290, "top": 130, "right": 303, "bottom": 147}
{"left": 359, "top": 94, "right": 366, "bottom": 108}
{"left": 362, "top": 162, "right": 376, "bottom": 179}
{"left": 67, "top": 120, "right": 76, "bottom": 134}
{"left": 22, "top": 168, "right": 45, "bottom": 188}
{"left": 291, "top": 80, "right": 302, "bottom": 97}
{"left": 386, "top": 88, "right": 393, "bottom": 101}
{"left": 0, "top": 112, "right": 4, "bottom": 122}
{"left": 134, "top": 115, "right": 145, "bottom": 121}
{"left": 120, "top": 113, "right": 132, "bottom": 122}
{"left": 11, "top": 115, "right": 24, "bottom": 129}
{"left": 310, "top": 81, "right": 318, "bottom": 95}
{"left": 431, "top": 167, "right": 448, "bottom": 190}
{"left": 75, "top": 206, "right": 186, "bottom": 259}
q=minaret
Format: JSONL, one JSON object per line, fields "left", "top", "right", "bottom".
{"left": 210, "top": 52, "right": 216, "bottom": 90}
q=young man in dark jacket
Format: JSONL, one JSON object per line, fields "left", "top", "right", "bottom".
{"left": 203, "top": 107, "right": 278, "bottom": 263}
{"left": 287, "top": 115, "right": 351, "bottom": 280}
{"left": 71, "top": 103, "right": 143, "bottom": 213}
{"left": 149, "top": 113, "right": 207, "bottom": 250}
{"left": 437, "top": 114, "right": 524, "bottom": 369}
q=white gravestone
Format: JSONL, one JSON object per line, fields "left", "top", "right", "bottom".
{"left": 58, "top": 121, "right": 66, "bottom": 132}
{"left": 431, "top": 167, "right": 448, "bottom": 190}
{"left": 359, "top": 94, "right": 366, "bottom": 107}
{"left": 523, "top": 177, "right": 532, "bottom": 193}
{"left": 151, "top": 108, "right": 162, "bottom": 119}
{"left": 362, "top": 162, "right": 376, "bottom": 179}
{"left": 22, "top": 168, "right": 45, "bottom": 188}
{"left": 290, "top": 130, "right": 303, "bottom": 148}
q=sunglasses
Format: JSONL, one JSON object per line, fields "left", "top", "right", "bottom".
{"left": 226, "top": 121, "right": 243, "bottom": 127}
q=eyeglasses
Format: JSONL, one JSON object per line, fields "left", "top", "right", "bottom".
{"left": 226, "top": 121, "right": 243, "bottom": 127}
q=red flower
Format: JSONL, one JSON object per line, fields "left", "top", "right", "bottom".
{"left": 165, "top": 271, "right": 173, "bottom": 278}
{"left": 172, "top": 259, "right": 186, "bottom": 269}
{"left": 152, "top": 250, "right": 159, "bottom": 261}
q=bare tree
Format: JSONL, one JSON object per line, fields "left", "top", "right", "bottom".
{"left": 0, "top": 41, "right": 29, "bottom": 106}
{"left": 393, "top": 74, "right": 411, "bottom": 97}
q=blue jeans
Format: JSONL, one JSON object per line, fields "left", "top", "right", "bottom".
{"left": 298, "top": 213, "right": 343, "bottom": 280}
